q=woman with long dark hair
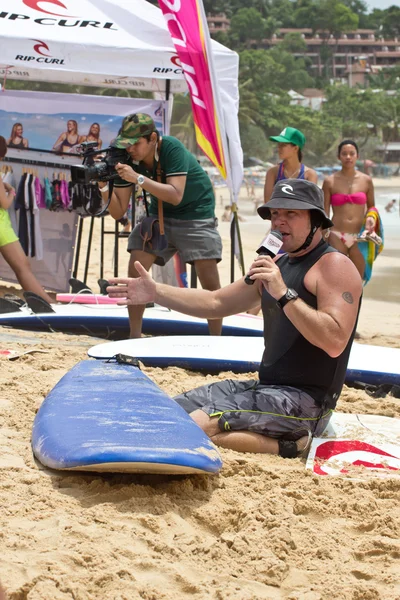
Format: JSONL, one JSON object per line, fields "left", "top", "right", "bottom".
{"left": 322, "top": 139, "right": 379, "bottom": 279}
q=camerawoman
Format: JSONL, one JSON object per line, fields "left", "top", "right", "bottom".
{"left": 94, "top": 112, "right": 223, "bottom": 339}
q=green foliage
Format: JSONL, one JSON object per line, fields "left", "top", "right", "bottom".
{"left": 379, "top": 5, "right": 400, "bottom": 39}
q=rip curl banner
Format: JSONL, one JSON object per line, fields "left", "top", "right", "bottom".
{"left": 158, "top": 0, "right": 243, "bottom": 199}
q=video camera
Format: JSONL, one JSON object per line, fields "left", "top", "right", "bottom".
{"left": 70, "top": 141, "right": 130, "bottom": 185}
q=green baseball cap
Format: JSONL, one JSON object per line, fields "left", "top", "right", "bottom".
{"left": 111, "top": 113, "right": 157, "bottom": 148}
{"left": 269, "top": 127, "right": 306, "bottom": 149}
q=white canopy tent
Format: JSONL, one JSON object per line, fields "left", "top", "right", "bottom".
{"left": 0, "top": 0, "right": 245, "bottom": 278}
{"left": 0, "top": 0, "right": 240, "bottom": 131}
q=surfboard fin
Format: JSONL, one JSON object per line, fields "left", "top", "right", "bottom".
{"left": 0, "top": 297, "right": 22, "bottom": 313}
{"left": 98, "top": 278, "right": 110, "bottom": 295}
{"left": 4, "top": 294, "right": 25, "bottom": 307}
{"left": 23, "top": 292, "right": 55, "bottom": 314}
{"left": 69, "top": 277, "right": 92, "bottom": 294}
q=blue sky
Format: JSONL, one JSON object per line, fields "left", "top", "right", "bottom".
{"left": 366, "top": 0, "right": 400, "bottom": 10}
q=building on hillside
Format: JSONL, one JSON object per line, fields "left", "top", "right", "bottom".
{"left": 288, "top": 88, "right": 326, "bottom": 110}
{"left": 206, "top": 17, "right": 400, "bottom": 86}
{"left": 207, "top": 13, "right": 230, "bottom": 34}
{"left": 252, "top": 29, "right": 400, "bottom": 86}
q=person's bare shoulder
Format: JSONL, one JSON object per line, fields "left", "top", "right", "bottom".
{"left": 305, "top": 249, "right": 362, "bottom": 297}
{"left": 304, "top": 166, "right": 318, "bottom": 183}
{"left": 322, "top": 174, "right": 333, "bottom": 189}
{"left": 267, "top": 165, "right": 279, "bottom": 176}
{"left": 317, "top": 250, "right": 362, "bottom": 288}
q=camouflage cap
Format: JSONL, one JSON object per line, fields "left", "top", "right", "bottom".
{"left": 111, "top": 113, "right": 157, "bottom": 148}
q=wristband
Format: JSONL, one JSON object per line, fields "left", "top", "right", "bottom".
{"left": 99, "top": 183, "right": 109, "bottom": 193}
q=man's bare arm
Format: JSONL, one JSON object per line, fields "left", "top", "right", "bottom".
{"left": 107, "top": 262, "right": 261, "bottom": 318}
{"left": 283, "top": 252, "right": 362, "bottom": 357}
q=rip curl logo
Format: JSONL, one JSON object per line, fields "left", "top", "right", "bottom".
{"left": 280, "top": 184, "right": 295, "bottom": 195}
{"left": 22, "top": 0, "right": 74, "bottom": 17}
{"left": 15, "top": 39, "right": 65, "bottom": 64}
{"left": 153, "top": 54, "right": 183, "bottom": 75}
{"left": 32, "top": 39, "right": 51, "bottom": 56}
{"left": 313, "top": 440, "right": 400, "bottom": 477}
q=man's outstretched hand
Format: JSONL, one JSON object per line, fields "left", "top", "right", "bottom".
{"left": 107, "top": 261, "right": 156, "bottom": 305}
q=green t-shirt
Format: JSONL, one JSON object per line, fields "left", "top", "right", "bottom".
{"left": 113, "top": 136, "right": 215, "bottom": 220}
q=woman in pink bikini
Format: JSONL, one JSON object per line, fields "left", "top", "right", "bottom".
{"left": 323, "top": 139, "right": 377, "bottom": 278}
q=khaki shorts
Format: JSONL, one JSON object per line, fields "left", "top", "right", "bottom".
{"left": 127, "top": 216, "right": 222, "bottom": 266}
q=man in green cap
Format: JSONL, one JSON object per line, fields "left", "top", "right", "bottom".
{"left": 98, "top": 112, "right": 222, "bottom": 338}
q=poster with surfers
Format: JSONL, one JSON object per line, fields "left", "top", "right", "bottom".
{"left": 0, "top": 90, "right": 166, "bottom": 154}
{"left": 306, "top": 412, "right": 400, "bottom": 480}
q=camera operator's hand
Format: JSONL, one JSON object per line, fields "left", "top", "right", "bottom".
{"left": 115, "top": 162, "right": 138, "bottom": 184}
{"left": 107, "top": 262, "right": 156, "bottom": 306}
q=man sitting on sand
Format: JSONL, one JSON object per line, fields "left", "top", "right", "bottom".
{"left": 107, "top": 180, "right": 362, "bottom": 459}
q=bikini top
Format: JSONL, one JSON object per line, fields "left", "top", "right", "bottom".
{"left": 331, "top": 192, "right": 367, "bottom": 207}
{"left": 8, "top": 139, "right": 25, "bottom": 149}
{"left": 275, "top": 162, "right": 305, "bottom": 183}
{"left": 62, "top": 135, "right": 79, "bottom": 148}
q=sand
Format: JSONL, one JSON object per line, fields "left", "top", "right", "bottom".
{"left": 0, "top": 182, "right": 400, "bottom": 600}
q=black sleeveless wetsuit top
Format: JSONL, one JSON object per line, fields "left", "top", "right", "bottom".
{"left": 259, "top": 240, "right": 360, "bottom": 410}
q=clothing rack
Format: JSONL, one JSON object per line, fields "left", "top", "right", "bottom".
{"left": 3, "top": 155, "right": 74, "bottom": 170}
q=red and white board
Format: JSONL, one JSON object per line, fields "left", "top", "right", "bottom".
{"left": 306, "top": 413, "right": 400, "bottom": 480}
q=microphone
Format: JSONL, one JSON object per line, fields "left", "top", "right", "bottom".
{"left": 244, "top": 230, "right": 283, "bottom": 285}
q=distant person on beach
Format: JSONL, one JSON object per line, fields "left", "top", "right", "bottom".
{"left": 52, "top": 119, "right": 82, "bottom": 154}
{"left": 108, "top": 179, "right": 362, "bottom": 459}
{"left": 0, "top": 136, "right": 53, "bottom": 304}
{"left": 7, "top": 122, "right": 29, "bottom": 149}
{"left": 221, "top": 205, "right": 245, "bottom": 222}
{"left": 263, "top": 127, "right": 318, "bottom": 203}
{"left": 80, "top": 122, "right": 102, "bottom": 150}
{"left": 385, "top": 199, "right": 396, "bottom": 213}
{"left": 322, "top": 140, "right": 380, "bottom": 279}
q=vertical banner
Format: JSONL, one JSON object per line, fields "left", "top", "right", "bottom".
{"left": 158, "top": 0, "right": 243, "bottom": 202}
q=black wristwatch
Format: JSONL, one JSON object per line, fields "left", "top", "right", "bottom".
{"left": 277, "top": 288, "right": 299, "bottom": 309}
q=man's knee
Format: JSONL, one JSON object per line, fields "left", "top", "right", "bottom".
{"left": 190, "top": 409, "right": 221, "bottom": 438}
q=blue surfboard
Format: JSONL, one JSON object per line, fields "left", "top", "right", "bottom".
{"left": 32, "top": 360, "right": 222, "bottom": 474}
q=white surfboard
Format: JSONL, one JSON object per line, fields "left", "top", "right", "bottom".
{"left": 306, "top": 413, "right": 400, "bottom": 480}
{"left": 87, "top": 335, "right": 400, "bottom": 386}
{"left": 0, "top": 304, "right": 263, "bottom": 338}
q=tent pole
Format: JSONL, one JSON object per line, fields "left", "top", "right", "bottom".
{"left": 83, "top": 217, "right": 95, "bottom": 283}
{"left": 72, "top": 216, "right": 84, "bottom": 282}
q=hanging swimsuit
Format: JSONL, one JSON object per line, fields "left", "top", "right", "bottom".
{"left": 275, "top": 162, "right": 305, "bottom": 182}
{"left": 330, "top": 192, "right": 368, "bottom": 248}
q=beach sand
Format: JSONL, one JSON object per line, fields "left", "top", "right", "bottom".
{"left": 0, "top": 181, "right": 399, "bottom": 599}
